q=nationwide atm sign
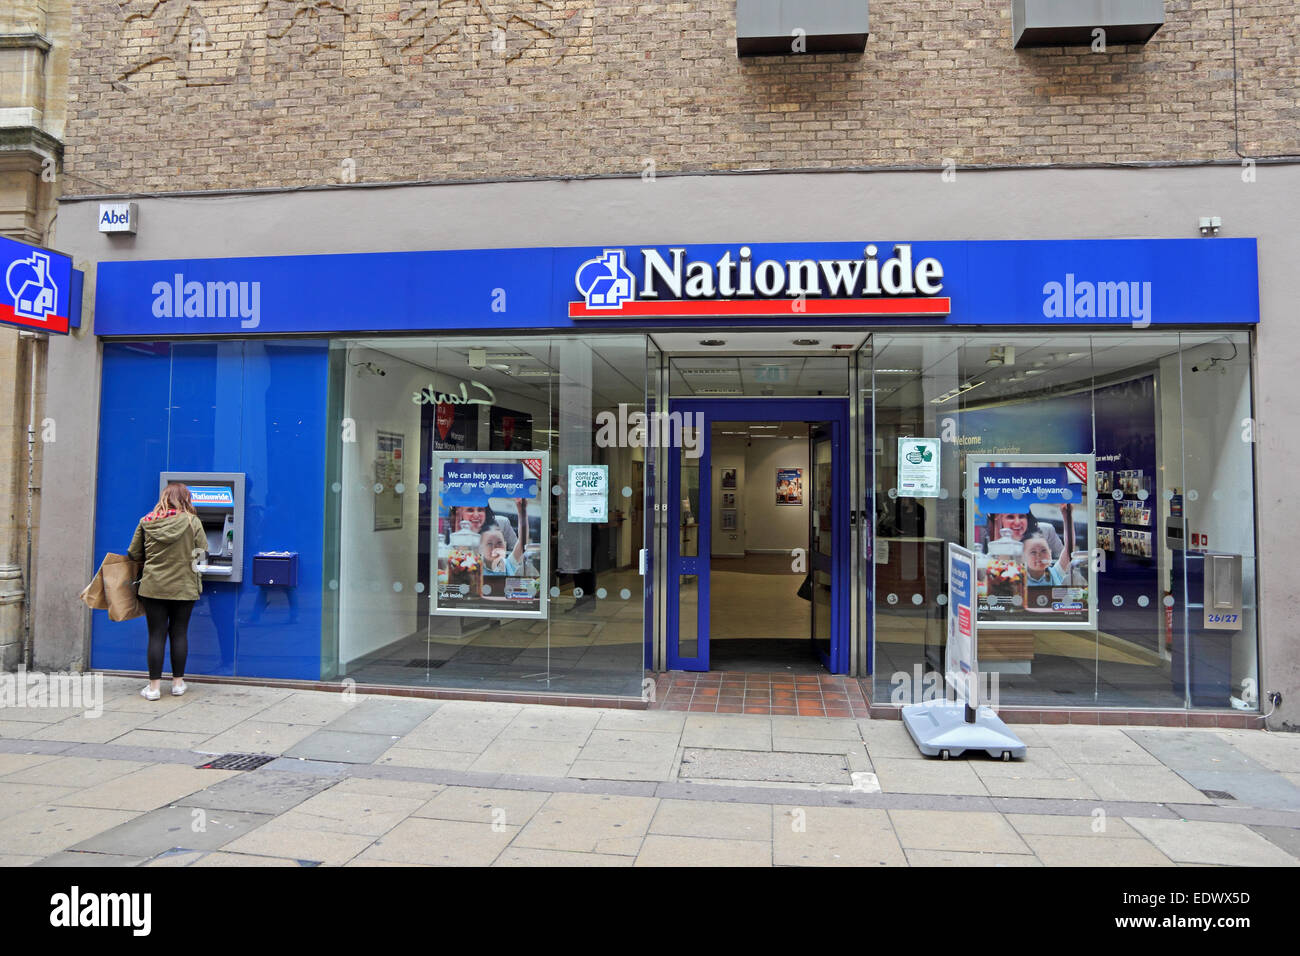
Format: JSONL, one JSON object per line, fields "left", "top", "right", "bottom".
{"left": 1, "top": 235, "right": 74, "bottom": 335}
{"left": 569, "top": 244, "right": 951, "bottom": 319}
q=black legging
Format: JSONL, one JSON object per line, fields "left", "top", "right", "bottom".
{"left": 142, "top": 597, "right": 194, "bottom": 681}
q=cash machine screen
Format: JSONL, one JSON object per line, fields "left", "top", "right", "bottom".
{"left": 188, "top": 485, "right": 234, "bottom": 507}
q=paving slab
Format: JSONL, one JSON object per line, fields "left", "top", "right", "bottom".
{"left": 769, "top": 716, "right": 865, "bottom": 741}
{"left": 679, "top": 749, "right": 850, "bottom": 785}
{"left": 322, "top": 698, "right": 442, "bottom": 736}
{"left": 197, "top": 720, "right": 320, "bottom": 756}
{"left": 871, "top": 757, "right": 991, "bottom": 797}
{"left": 773, "top": 805, "right": 907, "bottom": 867}
{"left": 577, "top": 729, "right": 679, "bottom": 762}
{"left": 375, "top": 747, "right": 480, "bottom": 771}
{"left": 567, "top": 757, "right": 676, "bottom": 781}
{"left": 0, "top": 752, "right": 62, "bottom": 776}
{"left": 0, "top": 805, "right": 141, "bottom": 857}
{"left": 0, "top": 781, "right": 81, "bottom": 820}
{"left": 970, "top": 748, "right": 1101, "bottom": 800}
{"left": 412, "top": 786, "right": 550, "bottom": 827}
{"left": 274, "top": 789, "right": 424, "bottom": 837}
{"left": 858, "top": 720, "right": 927, "bottom": 759}
{"left": 28, "top": 711, "right": 151, "bottom": 743}
{"left": 1070, "top": 763, "right": 1212, "bottom": 804}
{"left": 220, "top": 822, "right": 374, "bottom": 866}
{"left": 889, "top": 809, "right": 1032, "bottom": 854}
{"left": 178, "top": 769, "right": 337, "bottom": 815}
{"left": 110, "top": 730, "right": 214, "bottom": 751}
{"left": 141, "top": 702, "right": 253, "bottom": 736}
{"left": 54, "top": 764, "right": 237, "bottom": 812}
{"left": 1172, "top": 768, "right": 1300, "bottom": 812}
{"left": 635, "top": 834, "right": 771, "bottom": 866}
{"left": 595, "top": 710, "right": 687, "bottom": 734}
{"left": 253, "top": 692, "right": 356, "bottom": 727}
{"left": 906, "top": 849, "right": 1042, "bottom": 866}
{"left": 1005, "top": 812, "right": 1143, "bottom": 839}
{"left": 327, "top": 777, "right": 445, "bottom": 801}
{"left": 649, "top": 798, "right": 771, "bottom": 841}
{"left": 495, "top": 706, "right": 602, "bottom": 744}
{"left": 1, "top": 756, "right": 151, "bottom": 791}
{"left": 513, "top": 792, "right": 659, "bottom": 855}
{"left": 1033, "top": 726, "right": 1164, "bottom": 766}
{"left": 1215, "top": 730, "right": 1300, "bottom": 773}
{"left": 356, "top": 817, "right": 518, "bottom": 866}
{"left": 69, "top": 805, "right": 272, "bottom": 856}
{"left": 189, "top": 851, "right": 305, "bottom": 867}
{"left": 1124, "top": 818, "right": 1300, "bottom": 867}
{"left": 1125, "top": 729, "right": 1268, "bottom": 773}
{"left": 33, "top": 850, "right": 148, "bottom": 867}
{"left": 1020, "top": 833, "right": 1176, "bottom": 866}
{"left": 681, "top": 715, "right": 772, "bottom": 752}
{"left": 283, "top": 730, "right": 401, "bottom": 764}
{"left": 493, "top": 847, "right": 635, "bottom": 866}
{"left": 1249, "top": 825, "right": 1300, "bottom": 859}
{"left": 468, "top": 739, "right": 581, "bottom": 776}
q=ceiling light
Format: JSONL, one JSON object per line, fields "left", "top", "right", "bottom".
{"left": 792, "top": 338, "right": 821, "bottom": 346}
{"left": 511, "top": 368, "right": 559, "bottom": 378}
{"left": 874, "top": 368, "right": 920, "bottom": 374}
{"left": 681, "top": 368, "right": 739, "bottom": 376}
{"left": 699, "top": 339, "right": 727, "bottom": 347}
{"left": 694, "top": 386, "right": 742, "bottom": 395}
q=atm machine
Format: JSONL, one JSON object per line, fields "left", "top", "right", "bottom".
{"left": 160, "top": 471, "right": 245, "bottom": 583}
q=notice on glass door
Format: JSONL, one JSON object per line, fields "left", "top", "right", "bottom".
{"left": 567, "top": 464, "right": 608, "bottom": 523}
{"left": 897, "top": 437, "right": 940, "bottom": 498}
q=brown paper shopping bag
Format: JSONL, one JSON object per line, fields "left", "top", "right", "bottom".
{"left": 82, "top": 553, "right": 144, "bottom": 621}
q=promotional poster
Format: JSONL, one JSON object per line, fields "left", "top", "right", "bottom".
{"left": 433, "top": 452, "right": 548, "bottom": 618}
{"left": 967, "top": 455, "right": 1096, "bottom": 629}
{"left": 776, "top": 468, "right": 803, "bottom": 505}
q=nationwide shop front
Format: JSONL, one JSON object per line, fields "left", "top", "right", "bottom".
{"left": 84, "top": 236, "right": 1261, "bottom": 713}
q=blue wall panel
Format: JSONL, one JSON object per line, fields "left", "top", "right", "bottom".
{"left": 91, "top": 341, "right": 328, "bottom": 680}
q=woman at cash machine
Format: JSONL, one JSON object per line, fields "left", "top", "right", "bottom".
{"left": 127, "top": 481, "right": 208, "bottom": 701}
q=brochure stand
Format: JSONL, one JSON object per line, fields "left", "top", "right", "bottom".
{"left": 902, "top": 543, "right": 1027, "bottom": 760}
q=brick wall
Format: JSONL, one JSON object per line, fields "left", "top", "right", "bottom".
{"left": 64, "top": 1, "right": 1300, "bottom": 194}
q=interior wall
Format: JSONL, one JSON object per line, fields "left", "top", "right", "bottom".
{"left": 338, "top": 347, "right": 425, "bottom": 668}
{"left": 744, "top": 435, "right": 809, "bottom": 553}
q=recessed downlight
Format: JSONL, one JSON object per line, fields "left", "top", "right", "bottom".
{"left": 792, "top": 338, "right": 821, "bottom": 346}
{"left": 699, "top": 339, "right": 727, "bottom": 347}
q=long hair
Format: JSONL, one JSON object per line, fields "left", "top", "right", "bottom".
{"left": 985, "top": 510, "right": 1042, "bottom": 543}
{"left": 146, "top": 481, "right": 197, "bottom": 520}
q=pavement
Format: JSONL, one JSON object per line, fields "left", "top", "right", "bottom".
{"left": 1, "top": 676, "right": 1299, "bottom": 867}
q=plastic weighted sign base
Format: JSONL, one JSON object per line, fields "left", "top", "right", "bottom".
{"left": 901, "top": 698, "right": 1028, "bottom": 760}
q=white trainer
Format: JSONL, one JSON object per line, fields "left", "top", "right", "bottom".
{"left": 171, "top": 681, "right": 187, "bottom": 697}
{"left": 140, "top": 686, "right": 161, "bottom": 701}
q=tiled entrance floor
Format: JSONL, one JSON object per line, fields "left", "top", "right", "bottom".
{"left": 652, "top": 672, "right": 871, "bottom": 718}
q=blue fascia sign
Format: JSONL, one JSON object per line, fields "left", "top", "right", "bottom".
{"left": 92, "top": 238, "right": 1260, "bottom": 337}
{"left": 2, "top": 235, "right": 77, "bottom": 335}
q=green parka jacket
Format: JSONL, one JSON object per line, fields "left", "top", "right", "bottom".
{"left": 126, "top": 511, "right": 207, "bottom": 601}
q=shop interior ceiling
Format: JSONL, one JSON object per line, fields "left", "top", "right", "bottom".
{"left": 871, "top": 332, "right": 1234, "bottom": 410}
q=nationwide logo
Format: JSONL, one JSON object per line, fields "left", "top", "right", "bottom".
{"left": 4, "top": 248, "right": 63, "bottom": 330}
{"left": 570, "top": 244, "right": 950, "bottom": 319}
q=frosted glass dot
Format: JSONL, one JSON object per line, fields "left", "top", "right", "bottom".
{"left": 482, "top": 584, "right": 492, "bottom": 596}
{"left": 620, "top": 588, "right": 632, "bottom": 600}
{"left": 418, "top": 482, "right": 428, "bottom": 495}
{"left": 1164, "top": 489, "right": 1174, "bottom": 500}
{"left": 573, "top": 587, "right": 584, "bottom": 598}
{"left": 1137, "top": 489, "right": 1149, "bottom": 501}
{"left": 415, "top": 582, "right": 425, "bottom": 594}
{"left": 395, "top": 483, "right": 405, "bottom": 495}
{"left": 331, "top": 482, "right": 341, "bottom": 493}
{"left": 1112, "top": 595, "right": 1124, "bottom": 607}
{"left": 911, "top": 593, "right": 923, "bottom": 605}
{"left": 936, "top": 594, "right": 948, "bottom": 606}
{"left": 552, "top": 484, "right": 562, "bottom": 496}
{"left": 1112, "top": 490, "right": 1123, "bottom": 501}
{"left": 1188, "top": 489, "right": 1199, "bottom": 501}
{"left": 458, "top": 584, "right": 469, "bottom": 596}
{"left": 887, "top": 488, "right": 898, "bottom": 499}
{"left": 938, "top": 488, "right": 949, "bottom": 500}
{"left": 886, "top": 593, "right": 898, "bottom": 604}
{"left": 1212, "top": 490, "right": 1223, "bottom": 501}
{"left": 1137, "top": 595, "right": 1150, "bottom": 607}
{"left": 1164, "top": 595, "right": 1175, "bottom": 607}
{"left": 373, "top": 483, "right": 384, "bottom": 494}
{"left": 597, "top": 588, "right": 607, "bottom": 599}
{"left": 328, "top": 579, "right": 338, "bottom": 590}
{"left": 549, "top": 586, "right": 561, "bottom": 597}
{"left": 392, "top": 582, "right": 403, "bottom": 592}
{"left": 622, "top": 486, "right": 633, "bottom": 498}
{"left": 1011, "top": 596, "right": 1022, "bottom": 607}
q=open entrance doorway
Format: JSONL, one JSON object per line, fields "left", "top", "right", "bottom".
{"left": 667, "top": 398, "right": 849, "bottom": 673}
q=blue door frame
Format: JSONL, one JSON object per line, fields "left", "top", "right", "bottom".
{"left": 666, "top": 398, "right": 851, "bottom": 674}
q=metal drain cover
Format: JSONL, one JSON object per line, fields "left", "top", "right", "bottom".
{"left": 407, "top": 659, "right": 446, "bottom": 668}
{"left": 198, "top": 753, "right": 276, "bottom": 771}
{"left": 1200, "top": 789, "right": 1236, "bottom": 800}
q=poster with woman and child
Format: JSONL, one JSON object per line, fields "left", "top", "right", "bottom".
{"left": 432, "top": 452, "right": 548, "bottom": 619}
{"left": 966, "top": 455, "right": 1097, "bottom": 629}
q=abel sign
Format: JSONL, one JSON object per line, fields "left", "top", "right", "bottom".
{"left": 897, "top": 438, "right": 940, "bottom": 497}
{"left": 567, "top": 465, "right": 608, "bottom": 523}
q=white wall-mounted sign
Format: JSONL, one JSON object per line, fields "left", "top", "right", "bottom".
{"left": 897, "top": 437, "right": 940, "bottom": 497}
{"left": 98, "top": 203, "right": 138, "bottom": 234}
